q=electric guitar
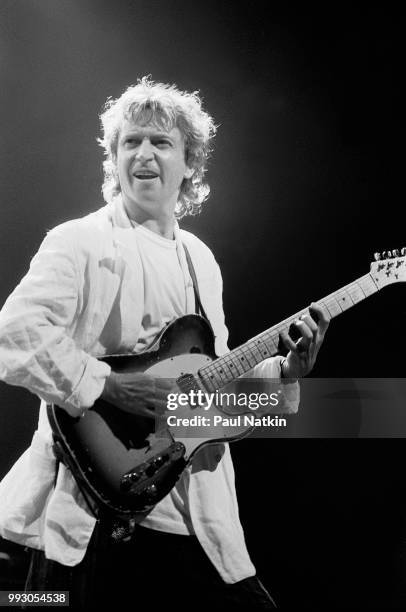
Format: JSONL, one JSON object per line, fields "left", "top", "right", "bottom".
{"left": 47, "top": 249, "right": 406, "bottom": 516}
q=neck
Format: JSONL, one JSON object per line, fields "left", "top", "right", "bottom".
{"left": 123, "top": 198, "right": 176, "bottom": 239}
{"left": 135, "top": 216, "right": 175, "bottom": 240}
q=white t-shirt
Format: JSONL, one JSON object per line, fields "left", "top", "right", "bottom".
{"left": 131, "top": 222, "right": 195, "bottom": 535}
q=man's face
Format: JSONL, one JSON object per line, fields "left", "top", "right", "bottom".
{"left": 115, "top": 119, "right": 193, "bottom": 219}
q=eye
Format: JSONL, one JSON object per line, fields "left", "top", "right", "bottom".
{"left": 155, "top": 139, "right": 172, "bottom": 148}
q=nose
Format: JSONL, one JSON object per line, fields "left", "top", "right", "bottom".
{"left": 135, "top": 138, "right": 154, "bottom": 163}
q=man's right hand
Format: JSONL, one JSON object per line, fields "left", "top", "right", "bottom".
{"left": 101, "top": 371, "right": 175, "bottom": 419}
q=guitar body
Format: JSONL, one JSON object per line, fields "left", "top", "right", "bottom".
{"left": 47, "top": 315, "right": 253, "bottom": 516}
{"left": 47, "top": 248, "right": 406, "bottom": 516}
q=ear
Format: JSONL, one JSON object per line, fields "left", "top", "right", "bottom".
{"left": 184, "top": 166, "right": 194, "bottom": 179}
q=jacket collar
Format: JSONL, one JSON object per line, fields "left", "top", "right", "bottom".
{"left": 107, "top": 195, "right": 195, "bottom": 313}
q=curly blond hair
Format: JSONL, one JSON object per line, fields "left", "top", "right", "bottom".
{"left": 98, "top": 76, "right": 217, "bottom": 218}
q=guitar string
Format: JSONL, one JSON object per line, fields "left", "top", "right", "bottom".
{"left": 199, "top": 274, "right": 377, "bottom": 389}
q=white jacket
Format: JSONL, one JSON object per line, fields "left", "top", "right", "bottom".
{"left": 0, "top": 197, "right": 298, "bottom": 582}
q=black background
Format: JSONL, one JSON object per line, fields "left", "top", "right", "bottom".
{"left": 0, "top": 2, "right": 405, "bottom": 608}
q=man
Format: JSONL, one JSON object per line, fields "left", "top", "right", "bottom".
{"left": 0, "top": 77, "right": 329, "bottom": 609}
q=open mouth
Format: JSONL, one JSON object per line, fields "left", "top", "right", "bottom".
{"left": 133, "top": 171, "right": 159, "bottom": 180}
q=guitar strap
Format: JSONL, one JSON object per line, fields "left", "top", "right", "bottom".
{"left": 182, "top": 243, "right": 209, "bottom": 322}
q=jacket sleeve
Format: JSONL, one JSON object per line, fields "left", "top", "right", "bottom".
{"left": 0, "top": 225, "right": 111, "bottom": 417}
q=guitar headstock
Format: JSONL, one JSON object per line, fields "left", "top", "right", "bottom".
{"left": 370, "top": 248, "right": 406, "bottom": 288}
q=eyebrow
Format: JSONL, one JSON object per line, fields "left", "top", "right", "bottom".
{"left": 121, "top": 130, "right": 174, "bottom": 140}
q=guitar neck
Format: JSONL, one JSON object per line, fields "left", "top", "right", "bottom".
{"left": 199, "top": 272, "right": 378, "bottom": 391}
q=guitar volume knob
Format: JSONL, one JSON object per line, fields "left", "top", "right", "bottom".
{"left": 145, "top": 484, "right": 158, "bottom": 500}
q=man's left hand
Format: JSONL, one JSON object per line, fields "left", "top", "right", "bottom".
{"left": 280, "top": 302, "right": 330, "bottom": 379}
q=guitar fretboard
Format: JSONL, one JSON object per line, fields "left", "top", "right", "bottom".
{"left": 198, "top": 272, "right": 378, "bottom": 392}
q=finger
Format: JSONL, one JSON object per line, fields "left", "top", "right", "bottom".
{"left": 155, "top": 381, "right": 177, "bottom": 401}
{"left": 144, "top": 399, "right": 171, "bottom": 417}
{"left": 309, "top": 302, "right": 330, "bottom": 332}
{"left": 155, "top": 386, "right": 177, "bottom": 403}
{"left": 280, "top": 330, "right": 300, "bottom": 354}
{"left": 155, "top": 378, "right": 175, "bottom": 390}
{"left": 140, "top": 407, "right": 158, "bottom": 419}
{"left": 291, "top": 320, "right": 315, "bottom": 355}
{"left": 294, "top": 320, "right": 313, "bottom": 342}
{"left": 299, "top": 313, "right": 318, "bottom": 339}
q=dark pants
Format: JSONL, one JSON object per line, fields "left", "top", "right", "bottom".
{"left": 25, "top": 522, "right": 277, "bottom": 610}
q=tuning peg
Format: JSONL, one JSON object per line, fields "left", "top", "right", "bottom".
{"left": 374, "top": 252, "right": 381, "bottom": 261}
{"left": 401, "top": 247, "right": 406, "bottom": 256}
{"left": 392, "top": 249, "right": 400, "bottom": 257}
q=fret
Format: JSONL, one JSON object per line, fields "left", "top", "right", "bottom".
{"left": 198, "top": 271, "right": 382, "bottom": 391}
{"left": 223, "top": 352, "right": 245, "bottom": 376}
{"left": 253, "top": 337, "right": 274, "bottom": 360}
{"left": 199, "top": 369, "right": 217, "bottom": 393}
{"left": 246, "top": 341, "right": 265, "bottom": 364}
{"left": 271, "top": 332, "right": 281, "bottom": 353}
{"left": 215, "top": 359, "right": 234, "bottom": 382}
{"left": 326, "top": 281, "right": 362, "bottom": 315}
{"left": 274, "top": 324, "right": 292, "bottom": 343}
{"left": 335, "top": 292, "right": 353, "bottom": 311}
{"left": 362, "top": 278, "right": 377, "bottom": 296}
{"left": 262, "top": 332, "right": 279, "bottom": 355}
{"left": 275, "top": 310, "right": 307, "bottom": 335}
{"left": 318, "top": 275, "right": 377, "bottom": 319}
{"left": 205, "top": 362, "right": 229, "bottom": 386}
{"left": 233, "top": 347, "right": 255, "bottom": 371}
{"left": 238, "top": 346, "right": 258, "bottom": 369}
{"left": 322, "top": 299, "right": 343, "bottom": 318}
{"left": 348, "top": 283, "right": 366, "bottom": 303}
{"left": 206, "top": 367, "right": 224, "bottom": 391}
{"left": 199, "top": 366, "right": 217, "bottom": 390}
{"left": 336, "top": 288, "right": 355, "bottom": 308}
